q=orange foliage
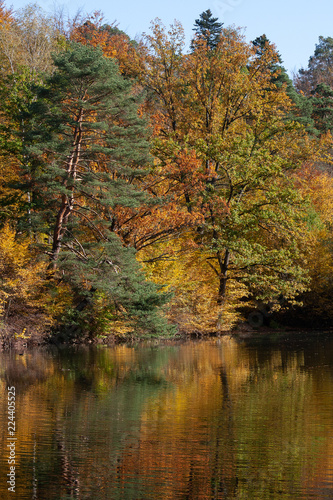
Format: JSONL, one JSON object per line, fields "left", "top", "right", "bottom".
{"left": 0, "top": 0, "right": 12, "bottom": 24}
{"left": 71, "top": 11, "right": 143, "bottom": 78}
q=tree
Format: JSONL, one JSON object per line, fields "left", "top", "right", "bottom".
{"left": 0, "top": 3, "right": 60, "bottom": 78}
{"left": 21, "top": 42, "right": 171, "bottom": 336}
{"left": 192, "top": 9, "right": 223, "bottom": 50}
{"left": 293, "top": 36, "right": 333, "bottom": 137}
{"left": 281, "top": 164, "right": 333, "bottom": 326}
{"left": 71, "top": 12, "right": 143, "bottom": 78}
{"left": 295, "top": 36, "right": 333, "bottom": 95}
{"left": 0, "top": 0, "right": 15, "bottom": 75}
{"left": 252, "top": 34, "right": 290, "bottom": 90}
{"left": 311, "top": 83, "right": 333, "bottom": 133}
{"left": 0, "top": 224, "right": 47, "bottom": 322}
{"left": 140, "top": 22, "right": 315, "bottom": 327}
{"left": 0, "top": 4, "right": 63, "bottom": 228}
{"left": 252, "top": 34, "right": 314, "bottom": 131}
{"left": 139, "top": 18, "right": 186, "bottom": 135}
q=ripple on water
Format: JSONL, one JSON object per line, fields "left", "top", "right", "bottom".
{"left": 0, "top": 339, "right": 333, "bottom": 499}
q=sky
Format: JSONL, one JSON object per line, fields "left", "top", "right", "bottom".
{"left": 6, "top": 0, "right": 333, "bottom": 75}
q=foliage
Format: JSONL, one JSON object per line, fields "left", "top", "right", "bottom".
{"left": 71, "top": 11, "right": 143, "bottom": 78}
{"left": 252, "top": 34, "right": 315, "bottom": 131}
{"left": 294, "top": 37, "right": 333, "bottom": 137}
{"left": 311, "top": 83, "right": 333, "bottom": 133}
{"left": 142, "top": 239, "right": 248, "bottom": 332}
{"left": 140, "top": 19, "right": 315, "bottom": 326}
{"left": 192, "top": 9, "right": 223, "bottom": 50}
{"left": 0, "top": 224, "right": 48, "bottom": 321}
{"left": 295, "top": 36, "right": 333, "bottom": 95}
{"left": 0, "top": 5, "right": 332, "bottom": 337}
{"left": 287, "top": 165, "right": 333, "bottom": 324}
{"left": 0, "top": 2, "right": 60, "bottom": 77}
{"left": 16, "top": 42, "right": 172, "bottom": 337}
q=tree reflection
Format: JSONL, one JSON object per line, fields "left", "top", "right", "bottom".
{"left": 0, "top": 338, "right": 333, "bottom": 499}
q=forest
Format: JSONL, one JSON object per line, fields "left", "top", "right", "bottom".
{"left": 0, "top": 3, "right": 333, "bottom": 341}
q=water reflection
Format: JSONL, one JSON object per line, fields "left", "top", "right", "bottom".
{"left": 0, "top": 336, "right": 333, "bottom": 499}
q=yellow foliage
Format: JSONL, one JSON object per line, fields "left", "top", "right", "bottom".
{"left": 0, "top": 224, "right": 47, "bottom": 318}
{"left": 141, "top": 238, "right": 248, "bottom": 333}
{"left": 14, "top": 327, "right": 30, "bottom": 339}
{"left": 43, "top": 281, "right": 73, "bottom": 325}
{"left": 295, "top": 165, "right": 333, "bottom": 318}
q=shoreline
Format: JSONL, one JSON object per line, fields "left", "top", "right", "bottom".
{"left": 1, "top": 324, "right": 332, "bottom": 351}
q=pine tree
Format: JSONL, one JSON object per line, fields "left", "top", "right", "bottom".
{"left": 311, "top": 82, "right": 333, "bottom": 133}
{"left": 192, "top": 9, "right": 223, "bottom": 50}
{"left": 23, "top": 42, "right": 172, "bottom": 337}
{"left": 252, "top": 34, "right": 315, "bottom": 132}
{"left": 295, "top": 36, "right": 333, "bottom": 94}
{"left": 293, "top": 37, "right": 333, "bottom": 136}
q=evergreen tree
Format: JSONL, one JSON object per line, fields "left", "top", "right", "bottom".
{"left": 311, "top": 82, "right": 333, "bottom": 133}
{"left": 295, "top": 36, "right": 333, "bottom": 94}
{"left": 293, "top": 37, "right": 333, "bottom": 136}
{"left": 192, "top": 9, "right": 223, "bottom": 50}
{"left": 23, "top": 42, "right": 172, "bottom": 336}
{"left": 252, "top": 34, "right": 314, "bottom": 132}
{"left": 252, "top": 34, "right": 295, "bottom": 93}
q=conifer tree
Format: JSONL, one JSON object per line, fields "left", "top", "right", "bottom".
{"left": 252, "top": 34, "right": 314, "bottom": 132}
{"left": 292, "top": 36, "right": 333, "bottom": 136}
{"left": 192, "top": 9, "right": 223, "bottom": 50}
{"left": 311, "top": 82, "right": 333, "bottom": 133}
{"left": 295, "top": 36, "right": 333, "bottom": 94}
{"left": 24, "top": 42, "right": 172, "bottom": 336}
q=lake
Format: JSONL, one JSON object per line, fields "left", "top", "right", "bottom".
{"left": 1, "top": 334, "right": 333, "bottom": 499}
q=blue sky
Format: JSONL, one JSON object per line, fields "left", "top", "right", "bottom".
{"left": 6, "top": 0, "right": 333, "bottom": 75}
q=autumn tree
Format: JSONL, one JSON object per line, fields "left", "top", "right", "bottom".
{"left": 0, "top": 0, "right": 15, "bottom": 75}
{"left": 0, "top": 3, "right": 60, "bottom": 77}
{"left": 0, "top": 3, "right": 65, "bottom": 228}
{"left": 252, "top": 35, "right": 315, "bottom": 133}
{"left": 140, "top": 20, "right": 315, "bottom": 327}
{"left": 252, "top": 34, "right": 294, "bottom": 94}
{"left": 0, "top": 224, "right": 48, "bottom": 326}
{"left": 277, "top": 163, "right": 333, "bottom": 326}
{"left": 71, "top": 11, "right": 142, "bottom": 78}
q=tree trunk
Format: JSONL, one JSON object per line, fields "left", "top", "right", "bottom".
{"left": 51, "top": 195, "right": 73, "bottom": 268}
{"left": 217, "top": 248, "right": 230, "bottom": 305}
{"left": 50, "top": 109, "right": 83, "bottom": 269}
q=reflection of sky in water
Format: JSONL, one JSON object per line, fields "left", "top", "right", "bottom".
{"left": 0, "top": 337, "right": 332, "bottom": 499}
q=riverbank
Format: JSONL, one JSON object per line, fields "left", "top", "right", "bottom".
{"left": 1, "top": 319, "right": 332, "bottom": 351}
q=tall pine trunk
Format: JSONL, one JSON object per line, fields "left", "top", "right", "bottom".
{"left": 51, "top": 110, "right": 83, "bottom": 269}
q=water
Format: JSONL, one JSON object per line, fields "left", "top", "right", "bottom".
{"left": 1, "top": 334, "right": 333, "bottom": 499}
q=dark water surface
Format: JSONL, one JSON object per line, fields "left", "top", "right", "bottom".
{"left": 1, "top": 334, "right": 333, "bottom": 499}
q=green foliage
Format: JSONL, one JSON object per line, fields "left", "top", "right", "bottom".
{"left": 294, "top": 36, "right": 333, "bottom": 136}
{"left": 310, "top": 83, "right": 333, "bottom": 133}
{"left": 1, "top": 7, "right": 333, "bottom": 337}
{"left": 16, "top": 42, "right": 172, "bottom": 337}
